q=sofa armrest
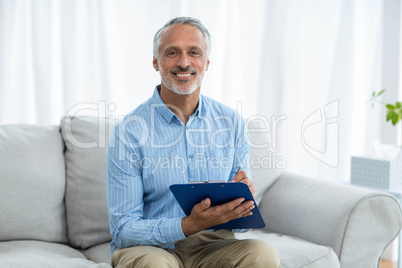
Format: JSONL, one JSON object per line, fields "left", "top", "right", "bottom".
{"left": 259, "top": 171, "right": 402, "bottom": 268}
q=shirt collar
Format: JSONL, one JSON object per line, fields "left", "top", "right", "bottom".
{"left": 152, "top": 85, "right": 176, "bottom": 124}
{"left": 151, "top": 85, "right": 205, "bottom": 124}
{"left": 196, "top": 94, "right": 204, "bottom": 118}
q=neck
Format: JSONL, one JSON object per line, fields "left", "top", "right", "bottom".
{"left": 159, "top": 84, "right": 200, "bottom": 125}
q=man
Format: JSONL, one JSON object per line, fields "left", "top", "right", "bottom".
{"left": 107, "top": 17, "right": 280, "bottom": 268}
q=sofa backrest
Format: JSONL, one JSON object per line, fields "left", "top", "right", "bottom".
{"left": 60, "top": 116, "right": 116, "bottom": 249}
{"left": 0, "top": 124, "right": 68, "bottom": 243}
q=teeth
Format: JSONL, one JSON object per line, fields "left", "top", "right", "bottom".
{"left": 176, "top": 73, "right": 192, "bottom": 77}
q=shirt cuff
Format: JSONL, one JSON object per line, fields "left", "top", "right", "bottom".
{"left": 164, "top": 217, "right": 186, "bottom": 245}
{"left": 231, "top": 228, "right": 252, "bottom": 233}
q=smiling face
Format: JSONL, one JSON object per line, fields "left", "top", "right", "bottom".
{"left": 153, "top": 24, "right": 210, "bottom": 95}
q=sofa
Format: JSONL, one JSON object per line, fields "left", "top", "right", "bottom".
{"left": 0, "top": 115, "right": 401, "bottom": 268}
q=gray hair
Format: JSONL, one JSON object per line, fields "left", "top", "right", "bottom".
{"left": 153, "top": 17, "right": 211, "bottom": 59}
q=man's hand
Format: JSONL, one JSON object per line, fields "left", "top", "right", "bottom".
{"left": 181, "top": 196, "right": 255, "bottom": 236}
{"left": 232, "top": 170, "right": 255, "bottom": 197}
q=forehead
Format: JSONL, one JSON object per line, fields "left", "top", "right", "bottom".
{"left": 159, "top": 24, "right": 207, "bottom": 51}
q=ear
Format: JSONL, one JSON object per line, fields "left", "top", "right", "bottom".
{"left": 205, "top": 59, "right": 210, "bottom": 71}
{"left": 153, "top": 57, "right": 159, "bottom": 71}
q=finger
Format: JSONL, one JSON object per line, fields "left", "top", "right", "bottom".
{"left": 242, "top": 210, "right": 253, "bottom": 217}
{"left": 228, "top": 200, "right": 254, "bottom": 214}
{"left": 234, "top": 177, "right": 256, "bottom": 197}
{"left": 216, "top": 197, "right": 245, "bottom": 212}
{"left": 239, "top": 200, "right": 255, "bottom": 212}
{"left": 226, "top": 201, "right": 255, "bottom": 219}
{"left": 238, "top": 178, "right": 252, "bottom": 187}
{"left": 238, "top": 207, "right": 254, "bottom": 218}
{"left": 243, "top": 179, "right": 255, "bottom": 196}
{"left": 201, "top": 198, "right": 211, "bottom": 209}
{"left": 239, "top": 201, "right": 255, "bottom": 216}
{"left": 232, "top": 170, "right": 248, "bottom": 182}
{"left": 250, "top": 187, "right": 255, "bottom": 197}
{"left": 193, "top": 198, "right": 211, "bottom": 213}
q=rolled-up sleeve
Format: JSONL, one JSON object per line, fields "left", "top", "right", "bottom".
{"left": 107, "top": 124, "right": 186, "bottom": 251}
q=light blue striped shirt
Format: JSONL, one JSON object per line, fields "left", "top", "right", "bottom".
{"left": 107, "top": 85, "right": 251, "bottom": 252}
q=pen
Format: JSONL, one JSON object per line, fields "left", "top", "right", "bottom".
{"left": 236, "top": 166, "right": 242, "bottom": 175}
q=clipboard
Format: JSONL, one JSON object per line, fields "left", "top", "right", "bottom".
{"left": 169, "top": 182, "right": 266, "bottom": 229}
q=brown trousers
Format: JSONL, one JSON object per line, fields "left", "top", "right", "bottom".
{"left": 111, "top": 230, "right": 280, "bottom": 268}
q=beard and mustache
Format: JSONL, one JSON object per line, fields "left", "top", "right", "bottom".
{"left": 159, "top": 65, "right": 207, "bottom": 95}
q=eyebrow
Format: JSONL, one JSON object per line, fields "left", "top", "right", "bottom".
{"left": 164, "top": 45, "right": 203, "bottom": 52}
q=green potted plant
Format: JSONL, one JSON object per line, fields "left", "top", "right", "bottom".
{"left": 368, "top": 89, "right": 402, "bottom": 153}
{"left": 368, "top": 89, "right": 402, "bottom": 125}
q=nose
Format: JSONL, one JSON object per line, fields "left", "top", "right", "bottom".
{"left": 177, "top": 53, "right": 190, "bottom": 68}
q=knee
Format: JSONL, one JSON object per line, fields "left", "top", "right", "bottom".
{"left": 113, "top": 249, "right": 179, "bottom": 268}
{"left": 240, "top": 240, "right": 280, "bottom": 268}
{"left": 136, "top": 252, "right": 179, "bottom": 268}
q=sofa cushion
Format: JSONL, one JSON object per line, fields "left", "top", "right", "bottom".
{"left": 247, "top": 119, "right": 281, "bottom": 205}
{"left": 0, "top": 241, "right": 111, "bottom": 268}
{"left": 61, "top": 116, "right": 116, "bottom": 249}
{"left": 0, "top": 125, "right": 67, "bottom": 243}
{"left": 235, "top": 230, "right": 340, "bottom": 268}
{"left": 80, "top": 242, "right": 112, "bottom": 265}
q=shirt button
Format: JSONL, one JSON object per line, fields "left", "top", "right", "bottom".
{"left": 189, "top": 155, "right": 193, "bottom": 159}
{"left": 186, "top": 126, "right": 189, "bottom": 130}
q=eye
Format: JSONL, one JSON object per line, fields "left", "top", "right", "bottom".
{"left": 166, "top": 50, "right": 178, "bottom": 57}
{"left": 190, "top": 50, "right": 201, "bottom": 56}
